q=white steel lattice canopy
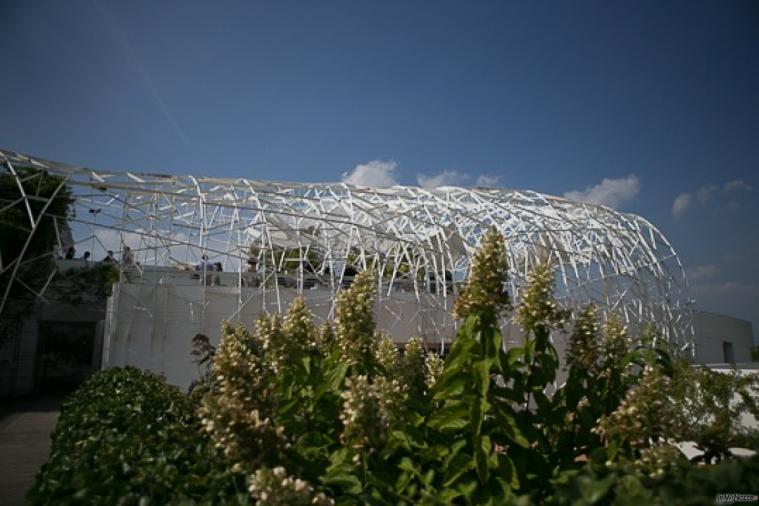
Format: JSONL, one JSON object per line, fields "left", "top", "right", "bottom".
{"left": 0, "top": 149, "right": 693, "bottom": 351}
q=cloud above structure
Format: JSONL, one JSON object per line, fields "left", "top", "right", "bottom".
{"left": 672, "top": 180, "right": 752, "bottom": 219}
{"left": 475, "top": 174, "right": 502, "bottom": 187}
{"left": 342, "top": 160, "right": 399, "bottom": 188}
{"left": 417, "top": 170, "right": 468, "bottom": 189}
{"left": 687, "top": 264, "right": 718, "bottom": 283}
{"left": 689, "top": 281, "right": 759, "bottom": 307}
{"left": 343, "top": 160, "right": 504, "bottom": 190}
{"left": 563, "top": 174, "right": 640, "bottom": 209}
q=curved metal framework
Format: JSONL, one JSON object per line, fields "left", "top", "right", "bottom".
{"left": 0, "top": 149, "right": 693, "bottom": 351}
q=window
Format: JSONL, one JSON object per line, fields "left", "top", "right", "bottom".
{"left": 723, "top": 341, "right": 735, "bottom": 364}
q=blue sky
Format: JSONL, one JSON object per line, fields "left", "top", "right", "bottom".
{"left": 1, "top": 0, "right": 757, "bottom": 336}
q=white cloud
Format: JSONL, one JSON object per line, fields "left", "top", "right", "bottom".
{"left": 672, "top": 180, "right": 752, "bottom": 219}
{"left": 342, "top": 160, "right": 505, "bottom": 191}
{"left": 417, "top": 170, "right": 469, "bottom": 189}
{"left": 687, "top": 265, "right": 718, "bottom": 283}
{"left": 672, "top": 193, "right": 694, "bottom": 218}
{"left": 474, "top": 174, "right": 502, "bottom": 187}
{"left": 342, "top": 160, "right": 399, "bottom": 188}
{"left": 724, "top": 180, "right": 752, "bottom": 193}
{"left": 563, "top": 174, "right": 640, "bottom": 209}
{"left": 690, "top": 281, "right": 759, "bottom": 299}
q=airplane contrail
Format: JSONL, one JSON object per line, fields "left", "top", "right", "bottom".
{"left": 91, "top": 0, "right": 193, "bottom": 148}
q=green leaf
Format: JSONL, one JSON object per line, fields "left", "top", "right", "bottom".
{"left": 422, "top": 469, "right": 435, "bottom": 487}
{"left": 389, "top": 430, "right": 412, "bottom": 451}
{"left": 497, "top": 452, "right": 520, "bottom": 490}
{"left": 443, "top": 439, "right": 468, "bottom": 468}
{"left": 505, "top": 346, "right": 524, "bottom": 367}
{"left": 457, "top": 479, "right": 478, "bottom": 502}
{"left": 398, "top": 457, "right": 420, "bottom": 476}
{"left": 444, "top": 335, "right": 476, "bottom": 373}
{"left": 470, "top": 397, "right": 482, "bottom": 435}
{"left": 277, "top": 397, "right": 300, "bottom": 418}
{"left": 436, "top": 488, "right": 463, "bottom": 503}
{"left": 321, "top": 472, "right": 363, "bottom": 495}
{"left": 490, "top": 329, "right": 504, "bottom": 367}
{"left": 492, "top": 403, "right": 530, "bottom": 448}
{"left": 470, "top": 397, "right": 489, "bottom": 436}
{"left": 443, "top": 451, "right": 474, "bottom": 487}
{"left": 578, "top": 473, "right": 616, "bottom": 503}
{"left": 607, "top": 441, "right": 618, "bottom": 462}
{"left": 317, "top": 361, "right": 348, "bottom": 397}
{"left": 474, "top": 358, "right": 492, "bottom": 396}
{"left": 428, "top": 401, "right": 469, "bottom": 432}
{"left": 329, "top": 447, "right": 349, "bottom": 466}
{"left": 475, "top": 434, "right": 492, "bottom": 483}
{"left": 395, "top": 470, "right": 414, "bottom": 494}
{"left": 433, "top": 371, "right": 470, "bottom": 400}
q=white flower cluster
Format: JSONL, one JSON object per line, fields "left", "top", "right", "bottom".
{"left": 199, "top": 322, "right": 285, "bottom": 468}
{"left": 374, "top": 335, "right": 399, "bottom": 375}
{"left": 600, "top": 316, "right": 629, "bottom": 372}
{"left": 283, "top": 296, "right": 321, "bottom": 352}
{"left": 256, "top": 313, "right": 288, "bottom": 374}
{"left": 566, "top": 305, "right": 600, "bottom": 372}
{"left": 596, "top": 366, "right": 676, "bottom": 449}
{"left": 400, "top": 336, "right": 426, "bottom": 395}
{"left": 334, "top": 271, "right": 378, "bottom": 369}
{"left": 515, "top": 261, "right": 567, "bottom": 330}
{"left": 452, "top": 227, "right": 511, "bottom": 320}
{"left": 424, "top": 352, "right": 444, "bottom": 390}
{"left": 248, "top": 466, "right": 333, "bottom": 506}
{"left": 633, "top": 445, "right": 685, "bottom": 480}
{"left": 339, "top": 374, "right": 406, "bottom": 460}
{"left": 255, "top": 298, "right": 325, "bottom": 374}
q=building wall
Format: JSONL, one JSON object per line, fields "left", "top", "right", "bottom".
{"left": 103, "top": 281, "right": 458, "bottom": 390}
{"left": 103, "top": 283, "right": 757, "bottom": 390}
{"left": 692, "top": 311, "right": 755, "bottom": 364}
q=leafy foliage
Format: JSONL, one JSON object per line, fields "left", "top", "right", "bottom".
{"left": 28, "top": 367, "right": 247, "bottom": 505}
{"left": 548, "top": 450, "right": 759, "bottom": 505}
{"left": 0, "top": 167, "right": 75, "bottom": 281}
{"left": 54, "top": 263, "right": 121, "bottom": 301}
{"left": 669, "top": 361, "right": 759, "bottom": 463}
{"left": 0, "top": 167, "right": 76, "bottom": 340}
{"left": 32, "top": 231, "right": 759, "bottom": 504}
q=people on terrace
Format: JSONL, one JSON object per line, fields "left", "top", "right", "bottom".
{"left": 122, "top": 246, "right": 134, "bottom": 265}
{"left": 195, "top": 254, "right": 215, "bottom": 272}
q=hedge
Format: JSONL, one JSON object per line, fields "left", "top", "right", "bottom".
{"left": 28, "top": 367, "right": 247, "bottom": 505}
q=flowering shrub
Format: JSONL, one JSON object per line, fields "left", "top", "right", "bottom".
{"left": 28, "top": 367, "right": 246, "bottom": 505}
{"left": 248, "top": 466, "right": 333, "bottom": 505}
{"left": 196, "top": 228, "right": 757, "bottom": 503}
{"left": 33, "top": 229, "right": 759, "bottom": 504}
{"left": 668, "top": 361, "right": 759, "bottom": 463}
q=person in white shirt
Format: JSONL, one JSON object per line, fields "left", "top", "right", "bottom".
{"left": 195, "top": 255, "right": 210, "bottom": 270}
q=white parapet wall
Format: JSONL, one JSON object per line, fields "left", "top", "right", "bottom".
{"left": 102, "top": 277, "right": 455, "bottom": 390}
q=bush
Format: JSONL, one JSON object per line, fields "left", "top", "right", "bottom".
{"left": 549, "top": 451, "right": 759, "bottom": 505}
{"left": 32, "top": 229, "right": 759, "bottom": 504}
{"left": 28, "top": 367, "right": 248, "bottom": 505}
{"left": 198, "top": 227, "right": 759, "bottom": 504}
